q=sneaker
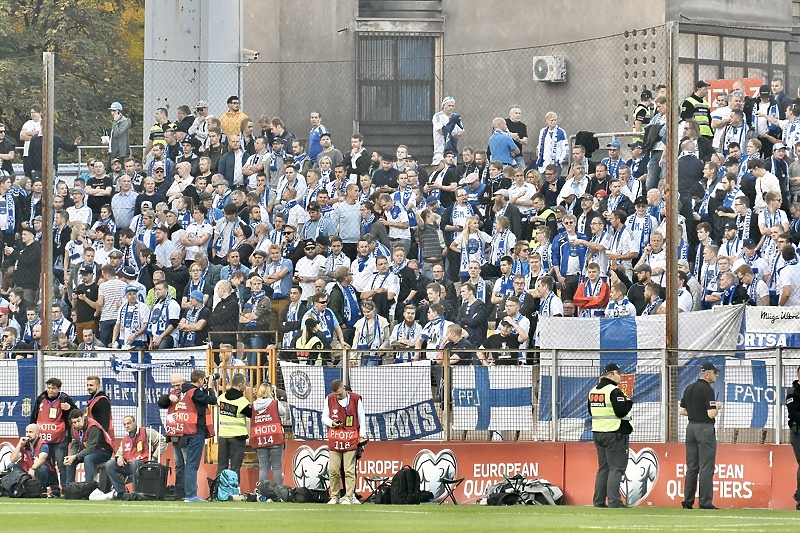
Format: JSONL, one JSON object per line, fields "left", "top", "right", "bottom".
{"left": 340, "top": 497, "right": 352, "bottom": 505}
{"left": 327, "top": 497, "right": 339, "bottom": 505}
{"left": 184, "top": 496, "right": 207, "bottom": 503}
{"left": 351, "top": 496, "right": 361, "bottom": 505}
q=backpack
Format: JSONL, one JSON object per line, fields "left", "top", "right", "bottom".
{"left": 63, "top": 481, "right": 100, "bottom": 500}
{"left": 487, "top": 492, "right": 521, "bottom": 506}
{"left": 520, "top": 479, "right": 563, "bottom": 506}
{"left": 255, "top": 480, "right": 294, "bottom": 502}
{"left": 215, "top": 469, "right": 240, "bottom": 501}
{"left": 390, "top": 466, "right": 421, "bottom": 505}
{"left": 1, "top": 469, "right": 41, "bottom": 498}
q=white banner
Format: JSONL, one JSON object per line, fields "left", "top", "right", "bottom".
{"left": 280, "top": 361, "right": 442, "bottom": 441}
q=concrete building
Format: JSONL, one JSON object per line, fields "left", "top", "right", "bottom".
{"left": 145, "top": 0, "right": 796, "bottom": 164}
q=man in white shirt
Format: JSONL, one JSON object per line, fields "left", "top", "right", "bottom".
{"left": 378, "top": 193, "right": 411, "bottom": 255}
{"left": 350, "top": 239, "right": 376, "bottom": 293}
{"left": 67, "top": 187, "right": 93, "bottom": 227}
{"left": 359, "top": 255, "right": 399, "bottom": 321}
{"left": 294, "top": 241, "right": 326, "bottom": 302}
{"left": 634, "top": 231, "right": 667, "bottom": 287}
{"left": 748, "top": 158, "right": 781, "bottom": 214}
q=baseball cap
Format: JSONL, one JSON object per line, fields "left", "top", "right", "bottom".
{"left": 198, "top": 192, "right": 213, "bottom": 202}
{"left": 304, "top": 241, "right": 316, "bottom": 251}
{"left": 725, "top": 157, "right": 740, "bottom": 167}
{"left": 743, "top": 238, "right": 757, "bottom": 249}
{"left": 627, "top": 141, "right": 644, "bottom": 149}
{"left": 774, "top": 142, "right": 786, "bottom": 150}
{"left": 759, "top": 84, "right": 770, "bottom": 95}
{"left": 677, "top": 259, "right": 690, "bottom": 268}
{"left": 316, "top": 235, "right": 331, "bottom": 247}
{"left": 252, "top": 250, "right": 268, "bottom": 257}
{"left": 425, "top": 196, "right": 440, "bottom": 206}
{"left": 80, "top": 266, "right": 94, "bottom": 275}
{"left": 195, "top": 100, "right": 209, "bottom": 109}
{"left": 580, "top": 193, "right": 593, "bottom": 201}
{"left": 634, "top": 196, "right": 648, "bottom": 206}
{"left": 72, "top": 187, "right": 85, "bottom": 196}
{"left": 603, "top": 363, "right": 621, "bottom": 374}
{"left": 109, "top": 102, "right": 123, "bottom": 111}
{"left": 723, "top": 220, "right": 737, "bottom": 230}
{"left": 189, "top": 290, "right": 204, "bottom": 302}
{"left": 700, "top": 361, "right": 719, "bottom": 373}
{"left": 462, "top": 173, "right": 478, "bottom": 185}
{"left": 607, "top": 140, "right": 621, "bottom": 149}
{"left": 640, "top": 89, "right": 653, "bottom": 100}
{"left": 124, "top": 284, "right": 139, "bottom": 294}
{"left": 121, "top": 266, "right": 137, "bottom": 280}
{"left": 108, "top": 250, "right": 123, "bottom": 259}
{"left": 634, "top": 263, "right": 652, "bottom": 273}
{"left": 0, "top": 307, "right": 10, "bottom": 316}
{"left": 494, "top": 189, "right": 510, "bottom": 199}
{"left": 155, "top": 225, "right": 170, "bottom": 233}
{"left": 595, "top": 190, "right": 608, "bottom": 198}
{"left": 694, "top": 80, "right": 710, "bottom": 89}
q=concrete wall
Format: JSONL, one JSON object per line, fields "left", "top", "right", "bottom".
{"left": 439, "top": 0, "right": 668, "bottom": 160}
{"left": 241, "top": 0, "right": 357, "bottom": 147}
{"left": 144, "top": 0, "right": 242, "bottom": 142}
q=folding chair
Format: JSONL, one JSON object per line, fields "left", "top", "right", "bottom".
{"left": 438, "top": 477, "right": 465, "bottom": 504}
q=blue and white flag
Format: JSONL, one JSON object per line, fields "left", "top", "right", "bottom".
{"left": 537, "top": 315, "right": 665, "bottom": 442}
{"left": 281, "top": 361, "right": 442, "bottom": 441}
{"left": 452, "top": 366, "right": 533, "bottom": 431}
{"left": 721, "top": 359, "right": 776, "bottom": 430}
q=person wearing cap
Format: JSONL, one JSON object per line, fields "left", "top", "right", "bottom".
{"left": 65, "top": 185, "right": 92, "bottom": 227}
{"left": 748, "top": 157, "right": 782, "bottom": 214}
{"left": 588, "top": 362, "right": 632, "bottom": 508}
{"left": 293, "top": 240, "right": 326, "bottom": 302}
{"left": 432, "top": 96, "right": 459, "bottom": 165}
{"left": 600, "top": 140, "right": 625, "bottom": 180}
{"left": 3, "top": 223, "right": 38, "bottom": 303}
{"left": 626, "top": 141, "right": 649, "bottom": 185}
{"left": 104, "top": 102, "right": 131, "bottom": 161}
{"left": 72, "top": 265, "right": 100, "bottom": 336}
{"left": 767, "top": 142, "right": 791, "bottom": 208}
{"left": 680, "top": 361, "right": 722, "bottom": 509}
{"left": 680, "top": 80, "right": 713, "bottom": 140}
{"left": 632, "top": 89, "right": 653, "bottom": 141}
{"left": 177, "top": 289, "right": 211, "bottom": 348}
{"left": 719, "top": 220, "right": 742, "bottom": 262}
{"left": 749, "top": 83, "right": 783, "bottom": 151}
{"left": 188, "top": 100, "right": 213, "bottom": 152}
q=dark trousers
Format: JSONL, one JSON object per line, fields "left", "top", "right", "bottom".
{"left": 791, "top": 429, "right": 800, "bottom": 508}
{"left": 216, "top": 436, "right": 246, "bottom": 480}
{"left": 683, "top": 422, "right": 717, "bottom": 508}
{"left": 561, "top": 273, "right": 581, "bottom": 302}
{"left": 593, "top": 431, "right": 629, "bottom": 508}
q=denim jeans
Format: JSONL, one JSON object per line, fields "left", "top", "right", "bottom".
{"left": 245, "top": 335, "right": 265, "bottom": 366}
{"left": 99, "top": 320, "right": 116, "bottom": 347}
{"left": 171, "top": 440, "right": 187, "bottom": 498}
{"left": 51, "top": 440, "right": 69, "bottom": 493}
{"left": 105, "top": 458, "right": 142, "bottom": 493}
{"left": 8, "top": 462, "right": 51, "bottom": 494}
{"left": 183, "top": 433, "right": 206, "bottom": 499}
{"left": 82, "top": 449, "right": 112, "bottom": 482}
{"left": 256, "top": 446, "right": 283, "bottom": 485}
{"left": 646, "top": 150, "right": 663, "bottom": 190}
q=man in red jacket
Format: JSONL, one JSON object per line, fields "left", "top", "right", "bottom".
{"left": 322, "top": 379, "right": 367, "bottom": 505}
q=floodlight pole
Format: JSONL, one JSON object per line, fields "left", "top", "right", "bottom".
{"left": 39, "top": 52, "right": 55, "bottom": 391}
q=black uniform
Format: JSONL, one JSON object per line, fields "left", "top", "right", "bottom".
{"left": 679, "top": 376, "right": 718, "bottom": 509}
{"left": 588, "top": 375, "right": 632, "bottom": 508}
{"left": 785, "top": 379, "right": 800, "bottom": 509}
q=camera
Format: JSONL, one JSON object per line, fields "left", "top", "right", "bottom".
{"left": 242, "top": 48, "right": 259, "bottom": 61}
{"left": 204, "top": 372, "right": 221, "bottom": 384}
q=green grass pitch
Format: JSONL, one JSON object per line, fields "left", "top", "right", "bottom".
{"left": 1, "top": 501, "right": 799, "bottom": 532}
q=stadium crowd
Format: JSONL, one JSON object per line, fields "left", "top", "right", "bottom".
{"left": 1, "top": 79, "right": 799, "bottom": 365}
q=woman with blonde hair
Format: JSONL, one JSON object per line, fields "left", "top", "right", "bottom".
{"left": 250, "top": 381, "right": 286, "bottom": 484}
{"left": 449, "top": 215, "right": 491, "bottom": 280}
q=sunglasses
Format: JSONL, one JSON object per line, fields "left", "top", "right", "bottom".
{"left": 154, "top": 169, "right": 164, "bottom": 173}
{"left": 318, "top": 300, "right": 328, "bottom": 305}
{"left": 283, "top": 231, "right": 294, "bottom": 235}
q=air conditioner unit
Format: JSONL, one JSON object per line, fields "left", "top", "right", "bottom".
{"left": 533, "top": 55, "right": 566, "bottom": 83}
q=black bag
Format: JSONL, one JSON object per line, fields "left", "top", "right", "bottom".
{"left": 487, "top": 492, "right": 521, "bottom": 506}
{"left": 368, "top": 482, "right": 392, "bottom": 504}
{"left": 63, "top": 481, "right": 99, "bottom": 500}
{"left": 1, "top": 470, "right": 42, "bottom": 498}
{"left": 136, "top": 462, "right": 170, "bottom": 499}
{"left": 293, "top": 486, "right": 329, "bottom": 503}
{"left": 96, "top": 464, "right": 112, "bottom": 493}
{"left": 390, "top": 466, "right": 421, "bottom": 505}
{"left": 255, "top": 480, "right": 294, "bottom": 502}
{"left": 419, "top": 490, "right": 434, "bottom": 502}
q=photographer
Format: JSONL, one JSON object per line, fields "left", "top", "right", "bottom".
{"left": 30, "top": 377, "right": 76, "bottom": 495}
{"left": 63, "top": 410, "right": 113, "bottom": 484}
{"left": 7, "top": 424, "right": 53, "bottom": 496}
{"left": 321, "top": 379, "right": 367, "bottom": 505}
{"left": 158, "top": 369, "right": 216, "bottom": 503}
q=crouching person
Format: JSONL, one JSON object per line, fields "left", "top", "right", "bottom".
{"left": 63, "top": 410, "right": 113, "bottom": 483}
{"left": 105, "top": 415, "right": 167, "bottom": 495}
{"left": 8, "top": 424, "right": 54, "bottom": 495}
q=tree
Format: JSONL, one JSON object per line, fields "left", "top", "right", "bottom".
{"left": 0, "top": 0, "right": 143, "bottom": 158}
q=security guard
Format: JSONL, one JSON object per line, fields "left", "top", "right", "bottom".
{"left": 680, "top": 80, "right": 713, "bottom": 140}
{"left": 588, "top": 362, "right": 633, "bottom": 508}
{"left": 679, "top": 361, "right": 721, "bottom": 510}
{"left": 785, "top": 366, "right": 800, "bottom": 510}
{"left": 216, "top": 372, "right": 251, "bottom": 480}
